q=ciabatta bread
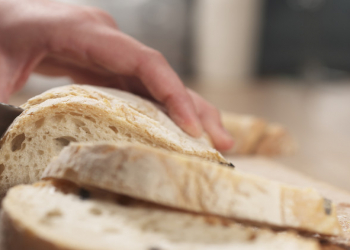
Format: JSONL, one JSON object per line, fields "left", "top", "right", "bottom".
{"left": 0, "top": 180, "right": 321, "bottom": 250}
{"left": 221, "top": 112, "right": 296, "bottom": 156}
{"left": 42, "top": 142, "right": 342, "bottom": 236}
{"left": 0, "top": 85, "right": 227, "bottom": 196}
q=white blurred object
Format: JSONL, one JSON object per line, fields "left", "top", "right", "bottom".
{"left": 194, "top": 0, "right": 262, "bottom": 84}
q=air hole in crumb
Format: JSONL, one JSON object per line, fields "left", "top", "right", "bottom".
{"left": 52, "top": 115, "right": 64, "bottom": 123}
{"left": 34, "top": 118, "right": 45, "bottom": 129}
{"left": 23, "top": 174, "right": 30, "bottom": 183}
{"left": 72, "top": 118, "right": 85, "bottom": 127}
{"left": 81, "top": 127, "right": 91, "bottom": 135}
{"left": 70, "top": 112, "right": 82, "bottom": 117}
{"left": 143, "top": 139, "right": 153, "bottom": 145}
{"left": 11, "top": 133, "right": 25, "bottom": 152}
{"left": 55, "top": 136, "right": 77, "bottom": 147}
{"left": 248, "top": 232, "right": 257, "bottom": 241}
{"left": 38, "top": 150, "right": 44, "bottom": 155}
{"left": 45, "top": 209, "right": 63, "bottom": 218}
{"left": 148, "top": 247, "right": 162, "bottom": 250}
{"left": 28, "top": 138, "right": 32, "bottom": 142}
{"left": 109, "top": 126, "right": 119, "bottom": 134}
{"left": 5, "top": 155, "right": 9, "bottom": 161}
{"left": 43, "top": 135, "right": 46, "bottom": 139}
{"left": 0, "top": 164, "right": 5, "bottom": 176}
{"left": 125, "top": 133, "right": 132, "bottom": 138}
{"left": 89, "top": 207, "right": 102, "bottom": 216}
{"left": 84, "top": 116, "right": 96, "bottom": 123}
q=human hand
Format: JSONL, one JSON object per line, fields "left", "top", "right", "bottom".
{"left": 0, "top": 0, "right": 233, "bottom": 150}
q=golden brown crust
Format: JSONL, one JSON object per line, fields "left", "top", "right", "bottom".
{"left": 221, "top": 112, "right": 267, "bottom": 154}
{"left": 221, "top": 112, "right": 296, "bottom": 156}
{"left": 255, "top": 124, "right": 297, "bottom": 156}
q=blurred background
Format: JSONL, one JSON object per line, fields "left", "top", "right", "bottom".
{"left": 49, "top": 0, "right": 350, "bottom": 83}
{"left": 12, "top": 0, "right": 350, "bottom": 191}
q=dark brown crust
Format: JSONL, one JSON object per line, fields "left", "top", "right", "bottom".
{"left": 0, "top": 209, "right": 73, "bottom": 250}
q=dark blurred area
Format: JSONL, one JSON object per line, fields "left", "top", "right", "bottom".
{"left": 57, "top": 0, "right": 350, "bottom": 83}
{"left": 258, "top": 0, "right": 350, "bottom": 81}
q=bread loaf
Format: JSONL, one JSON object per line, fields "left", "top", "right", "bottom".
{"left": 0, "top": 180, "right": 321, "bottom": 250}
{"left": 42, "top": 142, "right": 342, "bottom": 236}
{"left": 0, "top": 85, "right": 227, "bottom": 196}
{"left": 221, "top": 112, "right": 296, "bottom": 156}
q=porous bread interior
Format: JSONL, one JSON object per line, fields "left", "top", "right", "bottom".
{"left": 1, "top": 181, "right": 320, "bottom": 250}
{"left": 0, "top": 85, "right": 225, "bottom": 196}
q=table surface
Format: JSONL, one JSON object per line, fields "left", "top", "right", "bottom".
{"left": 9, "top": 77, "right": 350, "bottom": 191}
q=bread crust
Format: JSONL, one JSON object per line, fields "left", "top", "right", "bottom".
{"left": 221, "top": 112, "right": 296, "bottom": 156}
{"left": 43, "top": 142, "right": 342, "bottom": 236}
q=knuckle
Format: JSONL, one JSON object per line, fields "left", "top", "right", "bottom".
{"left": 75, "top": 7, "right": 108, "bottom": 23}
{"left": 208, "top": 105, "right": 220, "bottom": 118}
{"left": 136, "top": 47, "right": 167, "bottom": 75}
{"left": 76, "top": 8, "right": 96, "bottom": 21}
{"left": 145, "top": 48, "right": 166, "bottom": 63}
{"left": 84, "top": 7, "right": 117, "bottom": 27}
{"left": 95, "top": 9, "right": 112, "bottom": 19}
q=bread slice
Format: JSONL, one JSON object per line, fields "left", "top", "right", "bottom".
{"left": 0, "top": 180, "right": 321, "bottom": 250}
{"left": 224, "top": 156, "right": 350, "bottom": 248}
{"left": 221, "top": 112, "right": 296, "bottom": 156}
{"left": 42, "top": 142, "right": 342, "bottom": 236}
{"left": 0, "top": 85, "right": 227, "bottom": 196}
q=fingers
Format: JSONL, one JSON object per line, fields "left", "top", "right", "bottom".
{"left": 35, "top": 55, "right": 155, "bottom": 99}
{"left": 51, "top": 23, "right": 203, "bottom": 137}
{"left": 187, "top": 90, "right": 234, "bottom": 151}
{"left": 133, "top": 48, "right": 203, "bottom": 137}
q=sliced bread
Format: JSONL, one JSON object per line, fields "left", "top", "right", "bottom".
{"left": 0, "top": 85, "right": 227, "bottom": 196}
{"left": 0, "top": 180, "right": 321, "bottom": 250}
{"left": 221, "top": 112, "right": 296, "bottom": 156}
{"left": 42, "top": 142, "right": 342, "bottom": 236}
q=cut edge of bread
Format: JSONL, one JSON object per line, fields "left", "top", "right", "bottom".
{"left": 1, "top": 180, "right": 322, "bottom": 250}
{"left": 42, "top": 142, "right": 342, "bottom": 236}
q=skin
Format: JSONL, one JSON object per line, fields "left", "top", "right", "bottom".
{"left": 0, "top": 0, "right": 233, "bottom": 150}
